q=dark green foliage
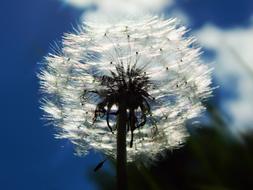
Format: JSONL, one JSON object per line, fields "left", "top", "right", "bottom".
{"left": 90, "top": 127, "right": 253, "bottom": 190}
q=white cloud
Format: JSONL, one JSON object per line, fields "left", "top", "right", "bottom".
{"left": 63, "top": 0, "right": 173, "bottom": 12}
{"left": 62, "top": 0, "right": 175, "bottom": 27}
{"left": 195, "top": 25, "right": 253, "bottom": 133}
{"left": 78, "top": 0, "right": 174, "bottom": 27}
{"left": 63, "top": 0, "right": 95, "bottom": 7}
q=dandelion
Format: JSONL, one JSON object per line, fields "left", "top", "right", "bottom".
{"left": 39, "top": 14, "right": 212, "bottom": 189}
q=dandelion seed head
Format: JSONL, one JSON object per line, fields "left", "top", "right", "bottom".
{"left": 39, "top": 15, "right": 212, "bottom": 164}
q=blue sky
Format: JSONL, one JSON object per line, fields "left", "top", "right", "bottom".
{"left": 172, "top": 0, "right": 253, "bottom": 28}
{"left": 0, "top": 0, "right": 253, "bottom": 189}
{"left": 0, "top": 1, "right": 98, "bottom": 189}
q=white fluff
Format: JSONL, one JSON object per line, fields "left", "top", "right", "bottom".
{"left": 39, "top": 15, "right": 212, "bottom": 164}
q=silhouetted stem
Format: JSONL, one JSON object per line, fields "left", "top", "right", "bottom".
{"left": 117, "top": 103, "right": 127, "bottom": 190}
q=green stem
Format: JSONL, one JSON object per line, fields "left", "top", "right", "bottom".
{"left": 116, "top": 103, "right": 127, "bottom": 190}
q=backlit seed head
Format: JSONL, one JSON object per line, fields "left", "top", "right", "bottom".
{"left": 39, "top": 15, "right": 213, "bottom": 164}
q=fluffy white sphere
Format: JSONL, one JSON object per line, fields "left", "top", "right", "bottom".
{"left": 39, "top": 15, "right": 212, "bottom": 163}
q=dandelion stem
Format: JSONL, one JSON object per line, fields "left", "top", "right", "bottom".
{"left": 116, "top": 102, "right": 127, "bottom": 190}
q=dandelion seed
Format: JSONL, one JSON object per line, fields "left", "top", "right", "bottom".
{"left": 39, "top": 15, "right": 212, "bottom": 164}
